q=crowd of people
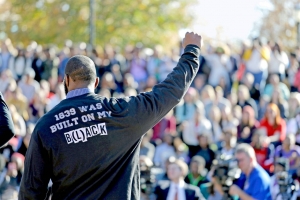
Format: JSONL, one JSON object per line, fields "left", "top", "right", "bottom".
{"left": 1, "top": 37, "right": 300, "bottom": 199}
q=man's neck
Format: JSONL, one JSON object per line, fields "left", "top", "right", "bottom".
{"left": 192, "top": 173, "right": 200, "bottom": 178}
{"left": 245, "top": 164, "right": 255, "bottom": 176}
{"left": 172, "top": 178, "right": 183, "bottom": 184}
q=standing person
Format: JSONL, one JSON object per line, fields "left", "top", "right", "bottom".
{"left": 0, "top": 92, "right": 15, "bottom": 147}
{"left": 19, "top": 32, "right": 202, "bottom": 199}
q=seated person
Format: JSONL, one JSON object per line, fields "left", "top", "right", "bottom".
{"left": 251, "top": 129, "right": 274, "bottom": 174}
{"left": 194, "top": 133, "right": 216, "bottom": 170}
{"left": 218, "top": 126, "right": 237, "bottom": 157}
{"left": 184, "top": 156, "right": 209, "bottom": 198}
{"left": 155, "top": 159, "right": 204, "bottom": 200}
{"left": 275, "top": 134, "right": 300, "bottom": 174}
{"left": 270, "top": 158, "right": 298, "bottom": 200}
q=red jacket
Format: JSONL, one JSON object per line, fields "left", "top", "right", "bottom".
{"left": 259, "top": 118, "right": 286, "bottom": 142}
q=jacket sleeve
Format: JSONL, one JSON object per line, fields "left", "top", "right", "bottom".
{"left": 0, "top": 92, "right": 15, "bottom": 147}
{"left": 128, "top": 44, "right": 200, "bottom": 134}
{"left": 19, "top": 129, "right": 51, "bottom": 200}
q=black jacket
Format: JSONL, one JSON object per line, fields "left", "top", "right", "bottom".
{"left": 154, "top": 180, "right": 204, "bottom": 200}
{"left": 0, "top": 92, "right": 14, "bottom": 147}
{"left": 19, "top": 45, "right": 201, "bottom": 200}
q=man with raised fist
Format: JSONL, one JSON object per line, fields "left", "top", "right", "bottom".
{"left": 19, "top": 32, "right": 202, "bottom": 200}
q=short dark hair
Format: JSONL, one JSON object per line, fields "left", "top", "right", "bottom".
{"left": 191, "top": 155, "right": 206, "bottom": 167}
{"left": 65, "top": 55, "right": 96, "bottom": 83}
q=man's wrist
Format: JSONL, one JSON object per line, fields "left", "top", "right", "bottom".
{"left": 183, "top": 44, "right": 201, "bottom": 56}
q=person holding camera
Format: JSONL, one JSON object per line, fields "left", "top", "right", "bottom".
{"left": 0, "top": 91, "right": 15, "bottom": 147}
{"left": 212, "top": 143, "right": 271, "bottom": 200}
{"left": 270, "top": 158, "right": 299, "bottom": 200}
{"left": 229, "top": 143, "right": 271, "bottom": 200}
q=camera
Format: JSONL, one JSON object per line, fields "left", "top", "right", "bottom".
{"left": 276, "top": 171, "right": 299, "bottom": 200}
{"left": 140, "top": 163, "right": 156, "bottom": 195}
{"left": 139, "top": 156, "right": 160, "bottom": 196}
{"left": 275, "top": 158, "right": 299, "bottom": 200}
{"left": 212, "top": 154, "right": 241, "bottom": 200}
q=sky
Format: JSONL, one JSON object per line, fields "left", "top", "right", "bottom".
{"left": 188, "top": 0, "right": 273, "bottom": 42}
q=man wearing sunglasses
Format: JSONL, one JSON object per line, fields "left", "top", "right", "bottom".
{"left": 0, "top": 92, "right": 15, "bottom": 147}
{"left": 229, "top": 143, "right": 271, "bottom": 200}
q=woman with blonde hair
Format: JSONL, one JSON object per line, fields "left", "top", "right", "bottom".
{"left": 259, "top": 103, "right": 286, "bottom": 146}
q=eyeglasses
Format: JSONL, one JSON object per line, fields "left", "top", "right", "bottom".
{"left": 236, "top": 158, "right": 244, "bottom": 163}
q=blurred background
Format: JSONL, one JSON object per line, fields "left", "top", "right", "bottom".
{"left": 1, "top": 0, "right": 300, "bottom": 199}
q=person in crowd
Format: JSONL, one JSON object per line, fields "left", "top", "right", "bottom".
{"left": 9, "top": 48, "right": 31, "bottom": 81}
{"left": 287, "top": 107, "right": 300, "bottom": 145}
{"left": 218, "top": 126, "right": 237, "bottom": 157}
{"left": 287, "top": 93, "right": 300, "bottom": 120}
{"left": 232, "top": 105, "right": 243, "bottom": 123}
{"left": 173, "top": 137, "right": 189, "bottom": 163}
{"left": 194, "top": 133, "right": 216, "bottom": 170}
{"left": 268, "top": 42, "right": 289, "bottom": 80}
{"left": 214, "top": 87, "right": 231, "bottom": 109}
{"left": 182, "top": 105, "right": 212, "bottom": 157}
{"left": 201, "top": 85, "right": 216, "bottom": 118}
{"left": 237, "top": 84, "right": 258, "bottom": 118}
{"left": 17, "top": 124, "right": 34, "bottom": 157}
{"left": 0, "top": 69, "right": 14, "bottom": 93}
{"left": 28, "top": 91, "right": 46, "bottom": 123}
{"left": 237, "top": 105, "right": 259, "bottom": 144}
{"left": 192, "top": 74, "right": 206, "bottom": 94}
{"left": 208, "top": 105, "right": 223, "bottom": 144}
{"left": 154, "top": 134, "right": 176, "bottom": 168}
{"left": 58, "top": 47, "right": 75, "bottom": 82}
{"left": 205, "top": 46, "right": 231, "bottom": 88}
{"left": 41, "top": 48, "right": 58, "bottom": 81}
{"left": 270, "top": 158, "right": 299, "bottom": 200}
{"left": 100, "top": 72, "right": 117, "bottom": 96}
{"left": 251, "top": 128, "right": 274, "bottom": 174}
{"left": 259, "top": 103, "right": 286, "bottom": 146}
{"left": 275, "top": 134, "right": 300, "bottom": 174}
{"left": 258, "top": 95, "right": 270, "bottom": 121}
{"left": 18, "top": 69, "right": 40, "bottom": 103}
{"left": 270, "top": 87, "right": 288, "bottom": 118}
{"left": 4, "top": 82, "right": 29, "bottom": 121}
{"left": 129, "top": 46, "right": 148, "bottom": 90}
{"left": 220, "top": 105, "right": 239, "bottom": 130}
{"left": 185, "top": 156, "right": 209, "bottom": 187}
{"left": 31, "top": 49, "right": 43, "bottom": 82}
{"left": 242, "top": 72, "right": 261, "bottom": 102}
{"left": 185, "top": 156, "right": 209, "bottom": 198}
{"left": 9, "top": 105, "right": 26, "bottom": 138}
{"left": 0, "top": 39, "right": 13, "bottom": 73}
{"left": 158, "top": 49, "right": 179, "bottom": 82}
{"left": 228, "top": 143, "right": 272, "bottom": 200}
{"left": 264, "top": 73, "right": 290, "bottom": 101}
{"left": 123, "top": 73, "right": 138, "bottom": 92}
{"left": 147, "top": 45, "right": 163, "bottom": 80}
{"left": 155, "top": 159, "right": 204, "bottom": 200}
{"left": 152, "top": 109, "right": 177, "bottom": 143}
{"left": 242, "top": 38, "right": 269, "bottom": 92}
{"left": 176, "top": 87, "right": 201, "bottom": 125}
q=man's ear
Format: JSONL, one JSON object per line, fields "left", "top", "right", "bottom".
{"left": 94, "top": 77, "right": 99, "bottom": 89}
{"left": 65, "top": 75, "right": 70, "bottom": 87}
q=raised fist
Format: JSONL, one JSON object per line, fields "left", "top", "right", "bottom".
{"left": 182, "top": 32, "right": 202, "bottom": 49}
